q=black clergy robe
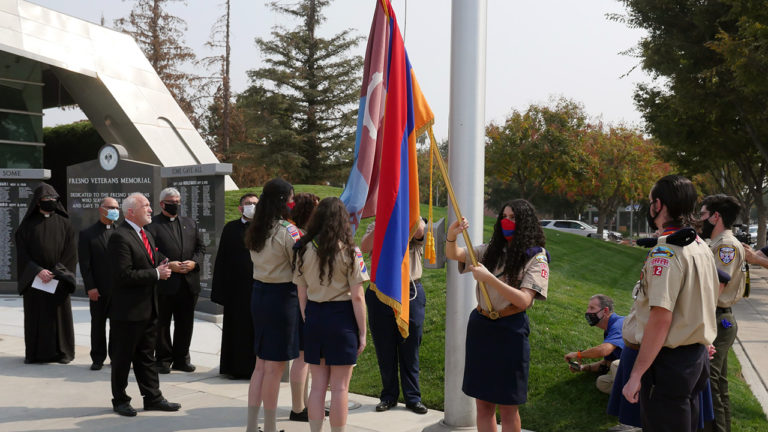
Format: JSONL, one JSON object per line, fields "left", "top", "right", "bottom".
{"left": 210, "top": 218, "right": 256, "bottom": 378}
{"left": 15, "top": 183, "right": 77, "bottom": 363}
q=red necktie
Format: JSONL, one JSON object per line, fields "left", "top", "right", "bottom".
{"left": 140, "top": 228, "right": 154, "bottom": 265}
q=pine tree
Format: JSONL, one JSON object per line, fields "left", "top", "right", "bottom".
{"left": 241, "top": 0, "right": 363, "bottom": 184}
{"left": 115, "top": 0, "right": 198, "bottom": 127}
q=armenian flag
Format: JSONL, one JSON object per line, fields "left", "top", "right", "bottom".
{"left": 340, "top": 0, "right": 433, "bottom": 337}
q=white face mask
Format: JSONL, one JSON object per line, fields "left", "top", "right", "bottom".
{"left": 242, "top": 204, "right": 256, "bottom": 219}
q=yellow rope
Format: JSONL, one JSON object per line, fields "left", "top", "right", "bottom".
{"left": 424, "top": 130, "right": 436, "bottom": 264}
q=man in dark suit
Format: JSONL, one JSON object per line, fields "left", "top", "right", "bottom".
{"left": 146, "top": 187, "right": 205, "bottom": 374}
{"left": 108, "top": 193, "right": 180, "bottom": 417}
{"left": 78, "top": 196, "right": 120, "bottom": 371}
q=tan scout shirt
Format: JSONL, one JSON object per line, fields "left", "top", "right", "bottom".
{"left": 709, "top": 229, "right": 746, "bottom": 308}
{"left": 249, "top": 220, "right": 300, "bottom": 283}
{"left": 365, "top": 222, "right": 424, "bottom": 280}
{"left": 293, "top": 243, "right": 370, "bottom": 302}
{"left": 621, "top": 281, "right": 642, "bottom": 346}
{"left": 632, "top": 234, "right": 718, "bottom": 348}
{"left": 458, "top": 244, "right": 549, "bottom": 311}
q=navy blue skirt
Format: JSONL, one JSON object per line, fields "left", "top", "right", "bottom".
{"left": 250, "top": 280, "right": 300, "bottom": 361}
{"left": 304, "top": 300, "right": 359, "bottom": 366}
{"left": 462, "top": 308, "right": 530, "bottom": 405}
{"left": 607, "top": 346, "right": 714, "bottom": 429}
{"left": 607, "top": 346, "right": 642, "bottom": 427}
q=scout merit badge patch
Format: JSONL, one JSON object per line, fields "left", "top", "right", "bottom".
{"left": 719, "top": 246, "right": 735, "bottom": 265}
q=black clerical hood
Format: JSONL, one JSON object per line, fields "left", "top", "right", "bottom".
{"left": 23, "top": 182, "right": 69, "bottom": 221}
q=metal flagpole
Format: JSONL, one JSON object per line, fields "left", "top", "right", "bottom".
{"left": 442, "top": 0, "right": 488, "bottom": 429}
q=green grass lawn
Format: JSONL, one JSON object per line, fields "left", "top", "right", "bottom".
{"left": 225, "top": 185, "right": 767, "bottom": 431}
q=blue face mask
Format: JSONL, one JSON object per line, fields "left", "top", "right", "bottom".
{"left": 106, "top": 209, "right": 120, "bottom": 221}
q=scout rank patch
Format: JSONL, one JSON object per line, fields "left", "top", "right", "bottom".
{"left": 355, "top": 247, "right": 368, "bottom": 274}
{"left": 718, "top": 246, "right": 736, "bottom": 265}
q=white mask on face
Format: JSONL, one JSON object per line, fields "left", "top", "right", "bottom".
{"left": 243, "top": 204, "right": 256, "bottom": 219}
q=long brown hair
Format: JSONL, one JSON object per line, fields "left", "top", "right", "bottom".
{"left": 293, "top": 197, "right": 355, "bottom": 284}
{"left": 245, "top": 178, "right": 293, "bottom": 252}
{"left": 482, "top": 199, "right": 545, "bottom": 283}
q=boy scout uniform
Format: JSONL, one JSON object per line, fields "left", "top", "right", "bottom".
{"left": 364, "top": 222, "right": 428, "bottom": 409}
{"left": 707, "top": 229, "right": 746, "bottom": 432}
{"left": 293, "top": 243, "right": 370, "bottom": 301}
{"left": 250, "top": 220, "right": 300, "bottom": 283}
{"left": 459, "top": 244, "right": 549, "bottom": 315}
{"left": 631, "top": 230, "right": 719, "bottom": 432}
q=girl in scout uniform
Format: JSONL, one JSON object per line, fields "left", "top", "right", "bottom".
{"left": 243, "top": 178, "right": 301, "bottom": 432}
{"left": 286, "top": 192, "right": 320, "bottom": 422}
{"left": 292, "top": 197, "right": 369, "bottom": 432}
{"left": 446, "top": 199, "right": 549, "bottom": 432}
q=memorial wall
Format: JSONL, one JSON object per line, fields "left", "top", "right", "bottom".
{"left": 0, "top": 169, "right": 50, "bottom": 294}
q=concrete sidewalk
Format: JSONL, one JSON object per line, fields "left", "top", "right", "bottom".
{"left": 0, "top": 296, "right": 448, "bottom": 432}
{"left": 732, "top": 266, "right": 768, "bottom": 416}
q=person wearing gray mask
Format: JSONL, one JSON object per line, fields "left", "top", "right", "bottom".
{"left": 78, "top": 196, "right": 120, "bottom": 370}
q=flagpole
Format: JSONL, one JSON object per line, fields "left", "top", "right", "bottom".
{"left": 440, "top": 0, "right": 488, "bottom": 429}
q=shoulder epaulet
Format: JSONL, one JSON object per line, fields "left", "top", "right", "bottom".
{"left": 525, "top": 246, "right": 551, "bottom": 263}
{"left": 636, "top": 237, "right": 658, "bottom": 248}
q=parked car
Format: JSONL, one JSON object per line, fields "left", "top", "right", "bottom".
{"left": 540, "top": 219, "right": 622, "bottom": 241}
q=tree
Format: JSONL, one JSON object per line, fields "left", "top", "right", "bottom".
{"left": 485, "top": 97, "right": 587, "bottom": 202}
{"left": 197, "top": 0, "right": 240, "bottom": 153}
{"left": 241, "top": 0, "right": 363, "bottom": 184}
{"left": 115, "top": 0, "right": 198, "bottom": 126}
{"left": 417, "top": 137, "right": 448, "bottom": 207}
{"left": 618, "top": 0, "right": 768, "bottom": 241}
{"left": 557, "top": 125, "right": 670, "bottom": 236}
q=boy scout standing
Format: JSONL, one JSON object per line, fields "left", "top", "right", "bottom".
{"left": 622, "top": 175, "right": 719, "bottom": 432}
{"left": 698, "top": 194, "right": 747, "bottom": 432}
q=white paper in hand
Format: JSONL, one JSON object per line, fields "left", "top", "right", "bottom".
{"left": 31, "top": 276, "right": 58, "bottom": 294}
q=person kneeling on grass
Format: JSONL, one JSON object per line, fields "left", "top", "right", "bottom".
{"left": 564, "top": 294, "right": 625, "bottom": 394}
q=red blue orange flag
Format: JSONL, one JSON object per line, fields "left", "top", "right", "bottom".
{"left": 340, "top": 0, "right": 434, "bottom": 337}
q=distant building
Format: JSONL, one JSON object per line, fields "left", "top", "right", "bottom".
{"left": 0, "top": 0, "right": 235, "bottom": 189}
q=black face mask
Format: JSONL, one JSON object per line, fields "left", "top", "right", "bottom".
{"left": 39, "top": 200, "right": 57, "bottom": 212}
{"left": 647, "top": 205, "right": 658, "bottom": 231}
{"left": 585, "top": 311, "right": 602, "bottom": 327}
{"left": 163, "top": 203, "right": 179, "bottom": 216}
{"left": 700, "top": 219, "right": 715, "bottom": 239}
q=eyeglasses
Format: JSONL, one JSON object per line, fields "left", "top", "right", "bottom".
{"left": 102, "top": 206, "right": 120, "bottom": 210}
{"left": 162, "top": 200, "right": 181, "bottom": 205}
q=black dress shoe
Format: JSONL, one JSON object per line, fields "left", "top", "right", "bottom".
{"left": 114, "top": 402, "right": 137, "bottom": 417}
{"left": 157, "top": 364, "right": 171, "bottom": 374}
{"left": 90, "top": 362, "right": 103, "bottom": 371}
{"left": 406, "top": 401, "right": 428, "bottom": 414}
{"left": 144, "top": 398, "right": 181, "bottom": 411}
{"left": 375, "top": 400, "right": 397, "bottom": 412}
{"left": 171, "top": 363, "right": 196, "bottom": 372}
{"left": 289, "top": 407, "right": 308, "bottom": 422}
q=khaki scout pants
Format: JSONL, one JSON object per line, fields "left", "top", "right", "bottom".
{"left": 705, "top": 310, "right": 738, "bottom": 432}
{"left": 596, "top": 359, "right": 620, "bottom": 394}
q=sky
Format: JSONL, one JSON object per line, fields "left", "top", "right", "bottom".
{"left": 31, "top": 0, "right": 652, "bottom": 142}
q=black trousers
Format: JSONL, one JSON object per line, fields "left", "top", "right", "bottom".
{"left": 110, "top": 318, "right": 163, "bottom": 406}
{"left": 89, "top": 297, "right": 111, "bottom": 364}
{"left": 640, "top": 343, "right": 709, "bottom": 432}
{"left": 366, "top": 281, "right": 426, "bottom": 404}
{"left": 156, "top": 285, "right": 198, "bottom": 367}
